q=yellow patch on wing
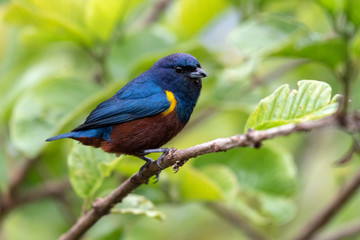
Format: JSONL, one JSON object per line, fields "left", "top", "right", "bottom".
{"left": 162, "top": 90, "right": 177, "bottom": 116}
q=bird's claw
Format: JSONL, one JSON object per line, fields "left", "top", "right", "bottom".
{"left": 137, "top": 148, "right": 170, "bottom": 183}
{"left": 156, "top": 148, "right": 169, "bottom": 170}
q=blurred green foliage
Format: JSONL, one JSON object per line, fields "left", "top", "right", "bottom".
{"left": 0, "top": 0, "right": 359, "bottom": 240}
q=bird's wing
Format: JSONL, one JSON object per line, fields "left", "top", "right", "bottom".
{"left": 73, "top": 83, "right": 170, "bottom": 131}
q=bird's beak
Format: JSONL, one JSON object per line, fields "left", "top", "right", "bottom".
{"left": 189, "top": 67, "right": 207, "bottom": 78}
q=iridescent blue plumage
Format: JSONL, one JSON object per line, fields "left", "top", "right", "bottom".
{"left": 46, "top": 53, "right": 206, "bottom": 175}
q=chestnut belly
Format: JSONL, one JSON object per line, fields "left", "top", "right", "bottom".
{"left": 88, "top": 111, "right": 185, "bottom": 155}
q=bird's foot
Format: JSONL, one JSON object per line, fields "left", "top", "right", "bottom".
{"left": 138, "top": 156, "right": 161, "bottom": 183}
{"left": 138, "top": 148, "right": 170, "bottom": 183}
{"left": 140, "top": 148, "right": 169, "bottom": 169}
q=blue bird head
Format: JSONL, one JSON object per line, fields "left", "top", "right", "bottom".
{"left": 149, "top": 53, "right": 207, "bottom": 123}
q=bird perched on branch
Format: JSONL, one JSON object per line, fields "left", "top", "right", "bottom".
{"left": 46, "top": 53, "right": 207, "bottom": 180}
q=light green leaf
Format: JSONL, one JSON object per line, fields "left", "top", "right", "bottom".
{"left": 68, "top": 142, "right": 122, "bottom": 199}
{"left": 231, "top": 196, "right": 268, "bottom": 225}
{"left": 257, "top": 193, "right": 297, "bottom": 225}
{"left": 201, "top": 164, "right": 239, "bottom": 201}
{"left": 4, "top": 0, "right": 92, "bottom": 45}
{"left": 85, "top": 0, "right": 142, "bottom": 41}
{"left": 231, "top": 192, "right": 297, "bottom": 225}
{"left": 164, "top": 0, "right": 229, "bottom": 39}
{"left": 245, "top": 80, "right": 340, "bottom": 130}
{"left": 230, "top": 15, "right": 303, "bottom": 57}
{"left": 174, "top": 166, "right": 223, "bottom": 201}
{"left": 316, "top": 0, "right": 344, "bottom": 15}
{"left": 275, "top": 36, "right": 347, "bottom": 68}
{"left": 111, "top": 194, "right": 165, "bottom": 221}
{"left": 108, "top": 28, "right": 175, "bottom": 80}
{"left": 10, "top": 79, "right": 99, "bottom": 157}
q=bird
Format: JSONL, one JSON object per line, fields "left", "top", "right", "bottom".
{"left": 46, "top": 53, "right": 207, "bottom": 180}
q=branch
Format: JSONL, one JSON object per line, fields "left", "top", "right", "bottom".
{"left": 58, "top": 113, "right": 360, "bottom": 240}
{"left": 207, "top": 202, "right": 268, "bottom": 240}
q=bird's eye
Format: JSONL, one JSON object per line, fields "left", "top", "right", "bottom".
{"left": 174, "top": 66, "right": 183, "bottom": 73}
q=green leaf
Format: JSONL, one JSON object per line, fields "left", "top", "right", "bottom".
{"left": 350, "top": 32, "right": 360, "bottom": 60}
{"left": 236, "top": 144, "right": 297, "bottom": 196}
{"left": 201, "top": 164, "right": 239, "bottom": 201}
{"left": 276, "top": 36, "right": 347, "bottom": 68}
{"left": 3, "top": 200, "right": 68, "bottom": 240}
{"left": 4, "top": 0, "right": 92, "bottom": 46}
{"left": 231, "top": 192, "right": 297, "bottom": 225}
{"left": 257, "top": 193, "right": 297, "bottom": 224}
{"left": 68, "top": 142, "right": 122, "bottom": 199}
{"left": 111, "top": 194, "right": 165, "bottom": 221}
{"left": 85, "top": 0, "right": 142, "bottom": 41}
{"left": 245, "top": 80, "right": 340, "bottom": 130}
{"left": 316, "top": 0, "right": 344, "bottom": 15}
{"left": 173, "top": 166, "right": 223, "bottom": 201}
{"left": 10, "top": 78, "right": 99, "bottom": 157}
{"left": 229, "top": 15, "right": 304, "bottom": 57}
{"left": 345, "top": 0, "right": 360, "bottom": 26}
{"left": 108, "top": 28, "right": 174, "bottom": 80}
{"left": 164, "top": 0, "right": 229, "bottom": 39}
{"left": 194, "top": 142, "right": 297, "bottom": 224}
{"left": 194, "top": 143, "right": 297, "bottom": 196}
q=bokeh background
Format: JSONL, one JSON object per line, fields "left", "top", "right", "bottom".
{"left": 0, "top": 0, "right": 360, "bottom": 239}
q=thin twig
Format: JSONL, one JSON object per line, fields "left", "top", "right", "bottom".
{"left": 293, "top": 161, "right": 360, "bottom": 240}
{"left": 335, "top": 137, "right": 360, "bottom": 165}
{"left": 207, "top": 202, "right": 268, "bottom": 240}
{"left": 316, "top": 219, "right": 360, "bottom": 240}
{"left": 8, "top": 157, "right": 39, "bottom": 198}
{"left": 0, "top": 180, "right": 71, "bottom": 222}
{"left": 0, "top": 157, "right": 39, "bottom": 219}
{"left": 138, "top": 0, "right": 172, "bottom": 30}
{"left": 59, "top": 113, "right": 360, "bottom": 240}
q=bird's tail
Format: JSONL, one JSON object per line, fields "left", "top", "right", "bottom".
{"left": 46, "top": 132, "right": 77, "bottom": 142}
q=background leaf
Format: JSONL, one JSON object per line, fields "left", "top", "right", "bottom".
{"left": 67, "top": 142, "right": 122, "bottom": 199}
{"left": 3, "top": 200, "right": 68, "bottom": 240}
{"left": 229, "top": 15, "right": 304, "bottom": 57}
{"left": 164, "top": 0, "right": 229, "bottom": 39}
{"left": 10, "top": 78, "right": 99, "bottom": 157}
{"left": 172, "top": 166, "right": 224, "bottom": 202}
{"left": 85, "top": 0, "right": 142, "bottom": 41}
{"left": 276, "top": 36, "right": 347, "bottom": 68}
{"left": 4, "top": 0, "right": 92, "bottom": 45}
{"left": 345, "top": 0, "right": 360, "bottom": 26}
